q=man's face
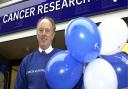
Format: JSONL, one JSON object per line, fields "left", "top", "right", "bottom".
{"left": 37, "top": 19, "right": 55, "bottom": 50}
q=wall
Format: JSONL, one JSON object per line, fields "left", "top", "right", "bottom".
{"left": 10, "top": 66, "right": 18, "bottom": 89}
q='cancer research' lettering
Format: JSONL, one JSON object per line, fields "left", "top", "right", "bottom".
{"left": 2, "top": 0, "right": 90, "bottom": 23}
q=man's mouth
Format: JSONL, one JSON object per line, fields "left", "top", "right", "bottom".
{"left": 41, "top": 38, "right": 47, "bottom": 41}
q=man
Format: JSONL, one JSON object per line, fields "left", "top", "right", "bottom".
{"left": 14, "top": 17, "right": 61, "bottom": 89}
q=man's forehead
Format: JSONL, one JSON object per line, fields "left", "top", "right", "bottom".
{"left": 37, "top": 19, "right": 53, "bottom": 30}
{"left": 39, "top": 19, "right": 51, "bottom": 24}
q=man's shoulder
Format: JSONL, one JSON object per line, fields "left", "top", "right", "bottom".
{"left": 49, "top": 48, "right": 62, "bottom": 56}
{"left": 53, "top": 48, "right": 63, "bottom": 54}
{"left": 26, "top": 50, "right": 38, "bottom": 57}
{"left": 22, "top": 50, "right": 39, "bottom": 62}
{"left": 54, "top": 48, "right": 62, "bottom": 52}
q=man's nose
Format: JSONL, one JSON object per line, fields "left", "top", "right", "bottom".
{"left": 42, "top": 29, "right": 46, "bottom": 35}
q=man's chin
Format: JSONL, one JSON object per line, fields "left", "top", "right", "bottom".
{"left": 40, "top": 44, "right": 48, "bottom": 49}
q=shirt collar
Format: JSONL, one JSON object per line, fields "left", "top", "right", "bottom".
{"left": 38, "top": 45, "right": 53, "bottom": 54}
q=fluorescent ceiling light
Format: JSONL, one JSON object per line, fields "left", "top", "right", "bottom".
{"left": 0, "top": 0, "right": 22, "bottom": 8}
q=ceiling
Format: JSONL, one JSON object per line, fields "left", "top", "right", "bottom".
{"left": 0, "top": 0, "right": 10, "bottom": 4}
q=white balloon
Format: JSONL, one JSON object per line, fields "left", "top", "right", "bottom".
{"left": 99, "top": 17, "right": 128, "bottom": 55}
{"left": 84, "top": 58, "right": 118, "bottom": 89}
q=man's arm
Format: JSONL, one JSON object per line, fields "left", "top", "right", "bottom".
{"left": 14, "top": 58, "right": 28, "bottom": 89}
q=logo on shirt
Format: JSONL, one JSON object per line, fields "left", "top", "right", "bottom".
{"left": 26, "top": 69, "right": 45, "bottom": 74}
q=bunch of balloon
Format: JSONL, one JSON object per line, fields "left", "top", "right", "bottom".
{"left": 102, "top": 52, "right": 128, "bottom": 88}
{"left": 45, "top": 17, "right": 102, "bottom": 89}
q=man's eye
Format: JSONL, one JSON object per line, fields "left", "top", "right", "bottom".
{"left": 39, "top": 29, "right": 43, "bottom": 32}
{"left": 46, "top": 30, "right": 50, "bottom": 33}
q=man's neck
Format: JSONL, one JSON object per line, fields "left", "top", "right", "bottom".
{"left": 39, "top": 45, "right": 53, "bottom": 54}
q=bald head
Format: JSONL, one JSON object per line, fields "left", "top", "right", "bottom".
{"left": 36, "top": 17, "right": 56, "bottom": 50}
{"left": 37, "top": 17, "right": 56, "bottom": 32}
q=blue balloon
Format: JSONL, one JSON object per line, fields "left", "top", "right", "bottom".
{"left": 45, "top": 51, "right": 83, "bottom": 89}
{"left": 65, "top": 17, "right": 101, "bottom": 63}
{"left": 102, "top": 52, "right": 128, "bottom": 88}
